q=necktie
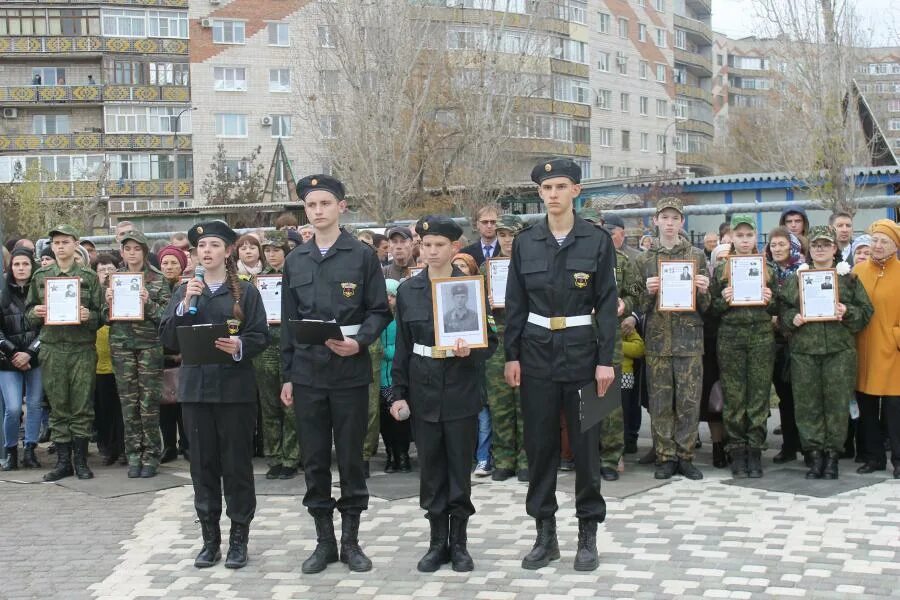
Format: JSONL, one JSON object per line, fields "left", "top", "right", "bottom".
{"left": 483, "top": 245, "right": 492, "bottom": 259}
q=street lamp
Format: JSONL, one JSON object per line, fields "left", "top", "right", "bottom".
{"left": 172, "top": 106, "right": 195, "bottom": 208}
{"left": 661, "top": 116, "right": 687, "bottom": 173}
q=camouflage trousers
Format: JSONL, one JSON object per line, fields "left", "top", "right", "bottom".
{"left": 42, "top": 344, "right": 96, "bottom": 443}
{"left": 255, "top": 347, "right": 300, "bottom": 468}
{"left": 112, "top": 345, "right": 163, "bottom": 467}
{"left": 363, "top": 379, "right": 380, "bottom": 461}
{"left": 791, "top": 349, "right": 856, "bottom": 453}
{"left": 717, "top": 326, "right": 774, "bottom": 452}
{"left": 646, "top": 355, "right": 703, "bottom": 462}
{"left": 599, "top": 406, "right": 624, "bottom": 468}
{"left": 485, "top": 350, "right": 526, "bottom": 472}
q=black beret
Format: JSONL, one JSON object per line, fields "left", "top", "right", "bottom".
{"left": 297, "top": 174, "right": 345, "bottom": 201}
{"left": 415, "top": 215, "right": 463, "bottom": 241}
{"left": 531, "top": 158, "right": 582, "bottom": 185}
{"left": 603, "top": 214, "right": 625, "bottom": 230}
{"left": 188, "top": 220, "right": 238, "bottom": 247}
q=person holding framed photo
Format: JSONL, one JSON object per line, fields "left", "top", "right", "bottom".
{"left": 391, "top": 215, "right": 498, "bottom": 573}
{"left": 26, "top": 224, "right": 103, "bottom": 482}
{"left": 778, "top": 225, "right": 873, "bottom": 480}
{"left": 708, "top": 215, "right": 777, "bottom": 478}
{"left": 104, "top": 231, "right": 171, "bottom": 479}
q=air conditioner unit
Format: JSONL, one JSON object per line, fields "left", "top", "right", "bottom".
{"left": 260, "top": 115, "right": 272, "bottom": 126}
{"left": 200, "top": 18, "right": 212, "bottom": 28}
{"left": 2, "top": 107, "right": 18, "bottom": 119}
{"left": 210, "top": 0, "right": 220, "bottom": 4}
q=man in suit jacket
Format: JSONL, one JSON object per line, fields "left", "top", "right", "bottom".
{"left": 460, "top": 206, "right": 500, "bottom": 267}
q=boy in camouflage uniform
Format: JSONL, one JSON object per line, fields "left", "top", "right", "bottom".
{"left": 26, "top": 225, "right": 103, "bottom": 481}
{"left": 634, "top": 198, "right": 711, "bottom": 480}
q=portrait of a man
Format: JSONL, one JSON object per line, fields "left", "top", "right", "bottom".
{"left": 443, "top": 283, "right": 479, "bottom": 333}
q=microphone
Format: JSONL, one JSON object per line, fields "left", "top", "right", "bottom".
{"left": 188, "top": 265, "right": 205, "bottom": 315}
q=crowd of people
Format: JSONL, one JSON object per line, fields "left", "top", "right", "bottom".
{"left": 0, "top": 158, "right": 898, "bottom": 574}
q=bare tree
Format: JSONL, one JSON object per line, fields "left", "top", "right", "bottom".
{"left": 201, "top": 142, "right": 266, "bottom": 206}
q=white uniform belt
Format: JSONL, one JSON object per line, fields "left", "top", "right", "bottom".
{"left": 527, "top": 313, "right": 593, "bottom": 331}
{"left": 412, "top": 343, "right": 455, "bottom": 359}
{"left": 340, "top": 324, "right": 361, "bottom": 336}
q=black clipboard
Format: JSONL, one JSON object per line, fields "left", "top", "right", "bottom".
{"left": 176, "top": 324, "right": 232, "bottom": 365}
{"left": 287, "top": 319, "right": 345, "bottom": 345}
{"left": 579, "top": 368, "right": 622, "bottom": 432}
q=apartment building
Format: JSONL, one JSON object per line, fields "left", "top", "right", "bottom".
{"left": 0, "top": 1, "right": 193, "bottom": 230}
{"left": 672, "top": 0, "right": 713, "bottom": 175}
{"left": 855, "top": 47, "right": 900, "bottom": 160}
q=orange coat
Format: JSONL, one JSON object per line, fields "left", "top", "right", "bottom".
{"left": 854, "top": 255, "right": 900, "bottom": 395}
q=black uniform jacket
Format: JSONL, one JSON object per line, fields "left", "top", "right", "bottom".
{"left": 160, "top": 279, "right": 269, "bottom": 403}
{"left": 392, "top": 266, "right": 498, "bottom": 423}
{"left": 504, "top": 215, "right": 618, "bottom": 382}
{"left": 280, "top": 229, "right": 391, "bottom": 388}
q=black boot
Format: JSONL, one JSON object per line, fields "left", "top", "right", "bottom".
{"left": 821, "top": 450, "right": 839, "bottom": 480}
{"left": 712, "top": 442, "right": 728, "bottom": 469}
{"left": 1, "top": 446, "right": 17, "bottom": 471}
{"left": 397, "top": 452, "right": 411, "bottom": 473}
{"left": 416, "top": 513, "right": 450, "bottom": 572}
{"left": 224, "top": 522, "right": 249, "bottom": 569}
{"left": 42, "top": 442, "right": 73, "bottom": 482}
{"left": 72, "top": 438, "right": 93, "bottom": 479}
{"left": 805, "top": 450, "right": 824, "bottom": 479}
{"left": 773, "top": 447, "right": 797, "bottom": 464}
{"left": 521, "top": 517, "right": 560, "bottom": 569}
{"left": 747, "top": 449, "right": 763, "bottom": 478}
{"left": 302, "top": 512, "right": 338, "bottom": 574}
{"left": 730, "top": 447, "right": 748, "bottom": 478}
{"left": 340, "top": 513, "right": 372, "bottom": 572}
{"left": 22, "top": 443, "right": 40, "bottom": 469}
{"left": 194, "top": 519, "right": 222, "bottom": 568}
{"left": 573, "top": 518, "right": 599, "bottom": 571}
{"left": 449, "top": 515, "right": 474, "bottom": 572}
{"left": 384, "top": 449, "right": 396, "bottom": 473}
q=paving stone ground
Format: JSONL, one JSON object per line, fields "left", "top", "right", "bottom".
{"left": 2, "top": 421, "right": 898, "bottom": 600}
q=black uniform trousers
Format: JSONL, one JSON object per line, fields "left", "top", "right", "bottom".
{"left": 773, "top": 345, "right": 800, "bottom": 453}
{"left": 521, "top": 374, "right": 606, "bottom": 522}
{"left": 93, "top": 373, "right": 123, "bottom": 457}
{"left": 182, "top": 402, "right": 257, "bottom": 525}
{"left": 380, "top": 388, "right": 411, "bottom": 454}
{"left": 293, "top": 384, "right": 369, "bottom": 515}
{"left": 857, "top": 393, "right": 900, "bottom": 467}
{"left": 413, "top": 415, "right": 477, "bottom": 518}
{"left": 160, "top": 403, "right": 188, "bottom": 452}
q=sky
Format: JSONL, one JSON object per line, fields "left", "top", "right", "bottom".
{"left": 711, "top": 0, "right": 900, "bottom": 46}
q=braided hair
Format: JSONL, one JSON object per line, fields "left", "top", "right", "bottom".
{"left": 224, "top": 254, "right": 245, "bottom": 321}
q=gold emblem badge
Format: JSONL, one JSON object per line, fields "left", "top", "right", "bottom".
{"left": 573, "top": 272, "right": 590, "bottom": 288}
{"left": 422, "top": 221, "right": 429, "bottom": 231}
{"left": 311, "top": 178, "right": 318, "bottom": 186}
{"left": 341, "top": 282, "right": 357, "bottom": 298}
{"left": 196, "top": 226, "right": 204, "bottom": 234}
{"left": 226, "top": 319, "right": 241, "bottom": 335}
{"left": 544, "top": 163, "right": 552, "bottom": 172}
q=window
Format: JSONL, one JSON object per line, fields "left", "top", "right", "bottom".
{"left": 110, "top": 61, "right": 143, "bottom": 85}
{"left": 575, "top": 159, "right": 591, "bottom": 179}
{"left": 598, "top": 165, "right": 614, "bottom": 179}
{"left": 655, "top": 0, "right": 664, "bottom": 11}
{"left": 598, "top": 12, "right": 610, "bottom": 34}
{"left": 149, "top": 61, "right": 189, "bottom": 85}
{"left": 639, "top": 60, "right": 648, "bottom": 79}
{"left": 110, "top": 154, "right": 150, "bottom": 181}
{"left": 621, "top": 130, "right": 630, "bottom": 151}
{"left": 105, "top": 106, "right": 191, "bottom": 134}
{"left": 655, "top": 28, "right": 666, "bottom": 48}
{"left": 568, "top": 0, "right": 587, "bottom": 24}
{"left": 674, "top": 29, "right": 686, "bottom": 50}
{"left": 656, "top": 134, "right": 666, "bottom": 153}
{"left": 573, "top": 120, "right": 590, "bottom": 144}
{"left": 150, "top": 154, "right": 192, "bottom": 180}
{"left": 319, "top": 69, "right": 340, "bottom": 94}
{"left": 656, "top": 63, "right": 666, "bottom": 82}
{"left": 31, "top": 67, "right": 65, "bottom": 86}
{"left": 271, "top": 114, "right": 292, "bottom": 138}
{"left": 148, "top": 106, "right": 190, "bottom": 133}
{"left": 223, "top": 159, "right": 250, "bottom": 182}
{"left": 640, "top": 132, "right": 649, "bottom": 152}
{"left": 268, "top": 22, "right": 289, "bottom": 46}
{"left": 674, "top": 66, "right": 687, "bottom": 84}
{"left": 717, "top": 53, "right": 724, "bottom": 66}
{"left": 214, "top": 67, "right": 246, "bottom": 91}
{"left": 269, "top": 68, "right": 290, "bottom": 92}
{"left": 638, "top": 23, "right": 646, "bottom": 42}
{"left": 102, "top": 9, "right": 145, "bottom": 37}
{"left": 147, "top": 10, "right": 187, "bottom": 39}
{"left": 888, "top": 99, "right": 900, "bottom": 112}
{"left": 212, "top": 20, "right": 245, "bottom": 44}
{"left": 597, "top": 127, "right": 612, "bottom": 147}
{"left": 215, "top": 113, "right": 248, "bottom": 137}
{"left": 674, "top": 98, "right": 688, "bottom": 119}
{"left": 318, "top": 25, "right": 335, "bottom": 48}
{"left": 889, "top": 119, "right": 900, "bottom": 132}
{"left": 559, "top": 39, "right": 587, "bottom": 63}
{"left": 618, "top": 17, "right": 628, "bottom": 38}
{"left": 656, "top": 98, "right": 668, "bottom": 117}
{"left": 616, "top": 52, "right": 628, "bottom": 75}
{"left": 32, "top": 114, "right": 70, "bottom": 135}
{"left": 597, "top": 52, "right": 609, "bottom": 72}
{"left": 0, "top": 8, "right": 101, "bottom": 36}
{"left": 555, "top": 118, "right": 571, "bottom": 142}
{"left": 596, "top": 88, "right": 611, "bottom": 110}
{"left": 639, "top": 96, "right": 649, "bottom": 115}
{"left": 320, "top": 115, "right": 338, "bottom": 138}
{"left": 620, "top": 92, "right": 629, "bottom": 112}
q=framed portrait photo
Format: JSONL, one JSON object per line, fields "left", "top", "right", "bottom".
{"left": 728, "top": 255, "right": 766, "bottom": 306}
{"left": 109, "top": 272, "right": 144, "bottom": 321}
{"left": 431, "top": 275, "right": 488, "bottom": 351}
{"left": 45, "top": 276, "right": 81, "bottom": 325}
{"left": 256, "top": 274, "right": 283, "bottom": 324}
{"left": 657, "top": 259, "right": 696, "bottom": 312}
{"left": 408, "top": 267, "right": 424, "bottom": 278}
{"left": 799, "top": 268, "right": 839, "bottom": 321}
{"left": 486, "top": 257, "right": 510, "bottom": 309}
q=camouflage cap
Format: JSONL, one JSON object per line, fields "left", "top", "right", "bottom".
{"left": 48, "top": 224, "right": 80, "bottom": 240}
{"left": 730, "top": 214, "right": 756, "bottom": 230}
{"left": 496, "top": 213, "right": 524, "bottom": 233}
{"left": 261, "top": 230, "right": 288, "bottom": 248}
{"left": 120, "top": 230, "right": 149, "bottom": 249}
{"left": 808, "top": 225, "right": 837, "bottom": 244}
{"left": 655, "top": 197, "right": 684, "bottom": 216}
{"left": 577, "top": 206, "right": 603, "bottom": 224}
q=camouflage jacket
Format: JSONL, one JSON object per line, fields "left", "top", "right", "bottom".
{"left": 106, "top": 265, "right": 171, "bottom": 350}
{"left": 26, "top": 262, "right": 102, "bottom": 346}
{"left": 633, "top": 239, "right": 710, "bottom": 357}
{"left": 613, "top": 249, "right": 645, "bottom": 364}
{"left": 779, "top": 270, "right": 873, "bottom": 355}
{"left": 709, "top": 259, "right": 779, "bottom": 328}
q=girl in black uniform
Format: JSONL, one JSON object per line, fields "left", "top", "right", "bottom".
{"left": 160, "top": 221, "right": 268, "bottom": 570}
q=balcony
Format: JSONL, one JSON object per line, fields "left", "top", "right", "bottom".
{"left": 684, "top": 0, "right": 712, "bottom": 17}
{"left": 677, "top": 118, "right": 714, "bottom": 138}
{"left": 674, "top": 15, "right": 712, "bottom": 46}
{"left": 0, "top": 36, "right": 188, "bottom": 56}
{"left": 674, "top": 48, "right": 712, "bottom": 78}
{"left": 506, "top": 137, "right": 590, "bottom": 157}
{"left": 17, "top": 179, "right": 192, "bottom": 200}
{"left": 549, "top": 58, "right": 589, "bottom": 79}
{"left": 0, "top": 84, "right": 188, "bottom": 105}
{"left": 515, "top": 97, "right": 591, "bottom": 119}
{"left": 676, "top": 150, "right": 710, "bottom": 168}
{"left": 7, "top": 0, "right": 187, "bottom": 5}
{"left": 0, "top": 132, "right": 192, "bottom": 152}
{"left": 675, "top": 83, "right": 712, "bottom": 105}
